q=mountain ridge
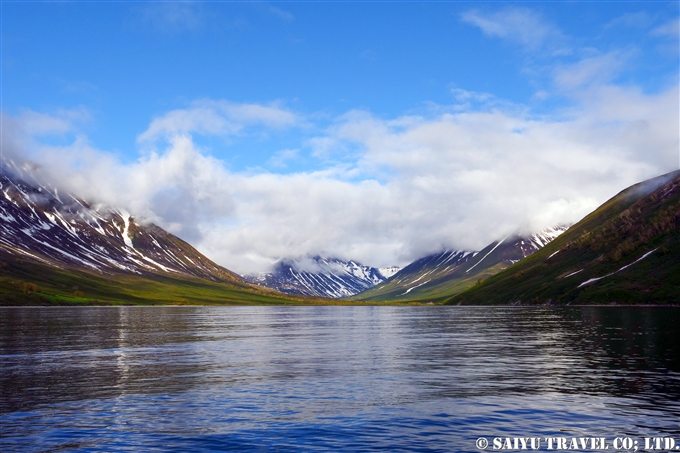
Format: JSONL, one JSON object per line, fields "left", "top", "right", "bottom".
{"left": 0, "top": 162, "right": 240, "bottom": 283}
{"left": 447, "top": 170, "right": 680, "bottom": 305}
{"left": 0, "top": 160, "right": 326, "bottom": 305}
{"left": 245, "top": 256, "right": 396, "bottom": 298}
{"left": 351, "top": 226, "right": 568, "bottom": 302}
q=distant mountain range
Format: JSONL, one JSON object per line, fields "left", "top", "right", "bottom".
{"left": 448, "top": 170, "right": 680, "bottom": 305}
{"left": 245, "top": 256, "right": 399, "bottom": 298}
{"left": 244, "top": 227, "right": 567, "bottom": 300}
{"left": 4, "top": 157, "right": 676, "bottom": 305}
{"left": 0, "top": 160, "right": 318, "bottom": 305}
{"left": 351, "top": 226, "right": 568, "bottom": 302}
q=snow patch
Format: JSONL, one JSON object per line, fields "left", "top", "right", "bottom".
{"left": 399, "top": 280, "right": 431, "bottom": 296}
{"left": 563, "top": 269, "right": 583, "bottom": 278}
{"left": 119, "top": 210, "right": 135, "bottom": 249}
{"left": 379, "top": 266, "right": 401, "bottom": 279}
{"left": 466, "top": 236, "right": 508, "bottom": 273}
{"left": 578, "top": 249, "right": 658, "bottom": 288}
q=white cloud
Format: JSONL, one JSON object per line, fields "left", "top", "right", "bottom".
{"left": 268, "top": 148, "right": 299, "bottom": 168}
{"left": 16, "top": 107, "right": 90, "bottom": 136}
{"left": 553, "top": 51, "right": 629, "bottom": 90}
{"left": 461, "top": 8, "right": 563, "bottom": 52}
{"left": 651, "top": 18, "right": 680, "bottom": 37}
{"left": 5, "top": 78, "right": 678, "bottom": 275}
{"left": 451, "top": 88, "right": 493, "bottom": 103}
{"left": 605, "top": 12, "right": 654, "bottom": 30}
{"left": 137, "top": 100, "right": 300, "bottom": 143}
{"left": 139, "top": 2, "right": 207, "bottom": 33}
{"left": 267, "top": 5, "right": 294, "bottom": 22}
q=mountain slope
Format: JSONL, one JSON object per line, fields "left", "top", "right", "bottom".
{"left": 0, "top": 163, "right": 240, "bottom": 282}
{"left": 0, "top": 161, "right": 322, "bottom": 305}
{"left": 245, "top": 256, "right": 392, "bottom": 298}
{"left": 447, "top": 170, "right": 680, "bottom": 305}
{"left": 352, "top": 226, "right": 568, "bottom": 302}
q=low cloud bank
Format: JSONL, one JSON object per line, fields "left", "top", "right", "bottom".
{"left": 2, "top": 82, "right": 678, "bottom": 274}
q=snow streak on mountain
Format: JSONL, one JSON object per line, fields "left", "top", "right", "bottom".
{"left": 0, "top": 160, "right": 241, "bottom": 283}
{"left": 353, "top": 226, "right": 570, "bottom": 301}
{"left": 245, "top": 256, "right": 397, "bottom": 298}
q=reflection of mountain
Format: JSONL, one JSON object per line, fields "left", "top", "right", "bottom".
{"left": 0, "top": 161, "right": 318, "bottom": 305}
{"left": 0, "top": 306, "right": 210, "bottom": 414}
{"left": 4, "top": 306, "right": 679, "bottom": 414}
{"left": 352, "top": 226, "right": 568, "bottom": 302}
{"left": 245, "top": 256, "right": 394, "bottom": 298}
{"left": 449, "top": 170, "right": 680, "bottom": 305}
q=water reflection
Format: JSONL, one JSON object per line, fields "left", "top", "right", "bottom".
{"left": 1, "top": 307, "right": 211, "bottom": 413}
{"left": 1, "top": 306, "right": 679, "bottom": 452}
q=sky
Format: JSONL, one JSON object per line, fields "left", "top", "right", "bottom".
{"left": 1, "top": 1, "right": 679, "bottom": 275}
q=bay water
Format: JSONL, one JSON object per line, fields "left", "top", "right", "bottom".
{"left": 1, "top": 306, "right": 679, "bottom": 452}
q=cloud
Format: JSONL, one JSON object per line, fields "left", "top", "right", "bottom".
{"left": 451, "top": 89, "right": 493, "bottom": 103}
{"left": 651, "top": 18, "right": 680, "bottom": 37}
{"left": 268, "top": 148, "right": 299, "bottom": 168}
{"left": 15, "top": 107, "right": 90, "bottom": 136}
{"left": 139, "top": 2, "right": 207, "bottom": 33}
{"left": 267, "top": 5, "right": 294, "bottom": 22}
{"left": 5, "top": 78, "right": 678, "bottom": 275}
{"left": 4, "top": 130, "right": 236, "bottom": 243}
{"left": 137, "top": 100, "right": 300, "bottom": 143}
{"left": 553, "top": 51, "right": 629, "bottom": 90}
{"left": 605, "top": 12, "right": 654, "bottom": 30}
{"left": 651, "top": 18, "right": 680, "bottom": 56}
{"left": 461, "top": 8, "right": 563, "bottom": 52}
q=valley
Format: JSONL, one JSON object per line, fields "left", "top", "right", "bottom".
{"left": 2, "top": 159, "right": 678, "bottom": 306}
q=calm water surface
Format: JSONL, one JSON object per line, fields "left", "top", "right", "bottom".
{"left": 1, "top": 306, "right": 679, "bottom": 452}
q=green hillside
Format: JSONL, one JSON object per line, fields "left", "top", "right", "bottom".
{"left": 447, "top": 170, "right": 680, "bottom": 305}
{"left": 0, "top": 253, "right": 334, "bottom": 306}
{"left": 352, "top": 227, "right": 566, "bottom": 303}
{"left": 351, "top": 250, "right": 508, "bottom": 303}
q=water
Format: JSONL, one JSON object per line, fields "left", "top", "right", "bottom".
{"left": 1, "top": 306, "right": 679, "bottom": 452}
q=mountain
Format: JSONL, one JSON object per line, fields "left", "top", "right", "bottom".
{"left": 0, "top": 160, "right": 321, "bottom": 305}
{"left": 447, "top": 170, "right": 680, "bottom": 305}
{"left": 378, "top": 266, "right": 401, "bottom": 279}
{"left": 245, "top": 256, "right": 396, "bottom": 298}
{"left": 352, "top": 226, "right": 568, "bottom": 302}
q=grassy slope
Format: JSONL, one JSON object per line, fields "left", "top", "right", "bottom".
{"left": 446, "top": 171, "right": 680, "bottom": 305}
{"left": 352, "top": 233, "right": 542, "bottom": 302}
{"left": 0, "top": 254, "right": 340, "bottom": 305}
{"left": 352, "top": 261, "right": 507, "bottom": 303}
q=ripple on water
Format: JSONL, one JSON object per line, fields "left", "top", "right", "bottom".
{"left": 1, "top": 306, "right": 679, "bottom": 452}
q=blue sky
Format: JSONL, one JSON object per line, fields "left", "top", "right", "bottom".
{"left": 2, "top": 1, "right": 679, "bottom": 273}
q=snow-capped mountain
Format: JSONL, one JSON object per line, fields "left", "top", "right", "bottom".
{"left": 378, "top": 266, "right": 401, "bottom": 279}
{"left": 450, "top": 170, "right": 680, "bottom": 305}
{"left": 514, "top": 226, "right": 570, "bottom": 258}
{"left": 353, "top": 226, "right": 570, "bottom": 302}
{"left": 245, "top": 256, "right": 396, "bottom": 298}
{"left": 0, "top": 160, "right": 241, "bottom": 283}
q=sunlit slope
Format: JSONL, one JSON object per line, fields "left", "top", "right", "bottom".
{"left": 0, "top": 162, "right": 330, "bottom": 305}
{"left": 0, "top": 252, "right": 332, "bottom": 305}
{"left": 352, "top": 227, "right": 566, "bottom": 302}
{"left": 447, "top": 170, "right": 680, "bottom": 305}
